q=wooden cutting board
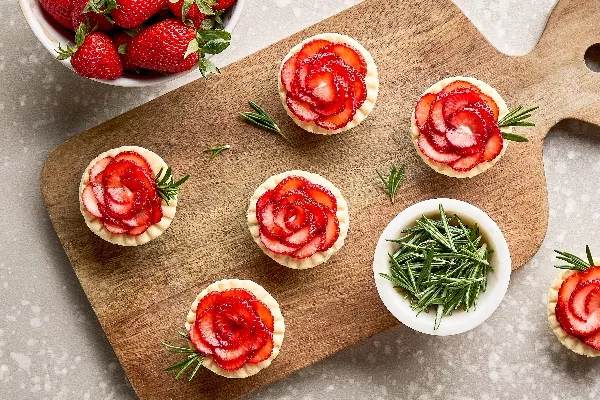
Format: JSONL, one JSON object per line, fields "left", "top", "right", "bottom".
{"left": 41, "top": 0, "right": 600, "bottom": 398}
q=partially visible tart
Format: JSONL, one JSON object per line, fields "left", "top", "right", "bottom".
{"left": 247, "top": 170, "right": 349, "bottom": 269}
{"left": 185, "top": 279, "right": 285, "bottom": 378}
{"left": 411, "top": 76, "right": 511, "bottom": 178}
{"left": 279, "top": 33, "right": 379, "bottom": 135}
{"left": 79, "top": 146, "right": 183, "bottom": 246}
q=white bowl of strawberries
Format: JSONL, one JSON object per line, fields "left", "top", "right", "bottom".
{"left": 19, "top": 0, "right": 244, "bottom": 86}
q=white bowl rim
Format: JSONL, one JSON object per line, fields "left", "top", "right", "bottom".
{"left": 18, "top": 0, "right": 245, "bottom": 87}
{"left": 372, "top": 198, "right": 512, "bottom": 336}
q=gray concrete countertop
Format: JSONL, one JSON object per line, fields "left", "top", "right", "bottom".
{"left": 3, "top": 0, "right": 600, "bottom": 399}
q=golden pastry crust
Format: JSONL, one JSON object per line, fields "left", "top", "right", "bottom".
{"left": 547, "top": 270, "right": 600, "bottom": 357}
{"left": 184, "top": 279, "right": 285, "bottom": 378}
{"left": 79, "top": 146, "right": 177, "bottom": 246}
{"left": 278, "top": 33, "right": 379, "bottom": 135}
{"left": 247, "top": 170, "right": 349, "bottom": 269}
{"left": 410, "top": 76, "right": 512, "bottom": 179}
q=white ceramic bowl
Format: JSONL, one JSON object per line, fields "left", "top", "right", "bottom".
{"left": 19, "top": 0, "right": 245, "bottom": 87}
{"left": 373, "top": 198, "right": 511, "bottom": 336}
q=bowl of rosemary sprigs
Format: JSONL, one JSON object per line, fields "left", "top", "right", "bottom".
{"left": 372, "top": 198, "right": 511, "bottom": 336}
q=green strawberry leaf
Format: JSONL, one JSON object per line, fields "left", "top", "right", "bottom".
{"left": 118, "top": 43, "right": 128, "bottom": 54}
{"left": 194, "top": 0, "right": 214, "bottom": 15}
{"left": 181, "top": 0, "right": 194, "bottom": 21}
{"left": 198, "top": 57, "right": 219, "bottom": 78}
{"left": 74, "top": 23, "right": 88, "bottom": 47}
{"left": 196, "top": 29, "right": 230, "bottom": 44}
{"left": 202, "top": 38, "right": 229, "bottom": 55}
{"left": 184, "top": 39, "right": 200, "bottom": 59}
{"left": 55, "top": 44, "right": 76, "bottom": 60}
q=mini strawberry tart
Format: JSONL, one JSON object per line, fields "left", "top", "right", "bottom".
{"left": 279, "top": 33, "right": 378, "bottom": 135}
{"left": 411, "top": 76, "right": 535, "bottom": 178}
{"left": 548, "top": 247, "right": 600, "bottom": 356}
{"left": 247, "top": 170, "right": 349, "bottom": 269}
{"left": 79, "top": 146, "right": 189, "bottom": 246}
{"left": 183, "top": 279, "right": 285, "bottom": 378}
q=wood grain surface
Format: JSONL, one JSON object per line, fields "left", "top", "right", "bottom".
{"left": 40, "top": 0, "right": 600, "bottom": 398}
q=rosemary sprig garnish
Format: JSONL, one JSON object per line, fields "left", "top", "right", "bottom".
{"left": 155, "top": 167, "right": 190, "bottom": 205}
{"left": 554, "top": 245, "right": 595, "bottom": 271}
{"left": 203, "top": 144, "right": 230, "bottom": 160}
{"left": 240, "top": 101, "right": 286, "bottom": 140}
{"left": 376, "top": 165, "right": 406, "bottom": 204}
{"left": 497, "top": 105, "right": 539, "bottom": 142}
{"left": 501, "top": 132, "right": 529, "bottom": 142}
{"left": 162, "top": 331, "right": 205, "bottom": 381}
{"left": 380, "top": 204, "right": 493, "bottom": 330}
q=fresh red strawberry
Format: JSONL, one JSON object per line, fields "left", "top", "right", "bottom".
{"left": 287, "top": 95, "right": 319, "bottom": 122}
{"left": 284, "top": 204, "right": 307, "bottom": 231}
{"left": 149, "top": 198, "right": 163, "bottom": 224}
{"left": 555, "top": 302, "right": 600, "bottom": 337}
{"left": 127, "top": 225, "right": 149, "bottom": 236}
{"left": 259, "top": 231, "right": 298, "bottom": 255}
{"left": 482, "top": 128, "right": 503, "bottom": 162}
{"left": 297, "top": 39, "right": 331, "bottom": 63}
{"left": 351, "top": 78, "right": 367, "bottom": 108}
{"left": 478, "top": 92, "right": 499, "bottom": 120}
{"left": 167, "top": 0, "right": 207, "bottom": 28}
{"left": 451, "top": 153, "right": 483, "bottom": 172}
{"left": 316, "top": 97, "right": 356, "bottom": 130}
{"left": 91, "top": 182, "right": 106, "bottom": 205}
{"left": 320, "top": 208, "right": 339, "bottom": 251}
{"left": 251, "top": 300, "right": 274, "bottom": 331}
{"left": 583, "top": 331, "right": 600, "bottom": 351}
{"left": 284, "top": 225, "right": 312, "bottom": 246}
{"left": 82, "top": 183, "right": 103, "bottom": 218}
{"left": 221, "top": 288, "right": 256, "bottom": 302}
{"left": 194, "top": 291, "right": 221, "bottom": 319}
{"left": 417, "top": 134, "right": 461, "bottom": 164}
{"left": 89, "top": 156, "right": 112, "bottom": 183}
{"left": 300, "top": 198, "right": 327, "bottom": 232}
{"left": 212, "top": 0, "right": 236, "bottom": 10}
{"left": 122, "top": 208, "right": 152, "bottom": 227}
{"left": 273, "top": 177, "right": 308, "bottom": 200}
{"left": 281, "top": 54, "right": 298, "bottom": 93}
{"left": 114, "top": 151, "right": 152, "bottom": 174}
{"left": 414, "top": 93, "right": 436, "bottom": 132}
{"left": 292, "top": 234, "right": 322, "bottom": 259}
{"left": 587, "top": 288, "right": 600, "bottom": 315}
{"left": 103, "top": 220, "right": 129, "bottom": 233}
{"left": 106, "top": 182, "right": 135, "bottom": 203}
{"left": 306, "top": 71, "right": 337, "bottom": 104}
{"left": 319, "top": 43, "right": 367, "bottom": 75}
{"left": 558, "top": 272, "right": 581, "bottom": 305}
{"left": 40, "top": 0, "right": 76, "bottom": 30}
{"left": 570, "top": 281, "right": 600, "bottom": 321}
{"left": 189, "top": 319, "right": 213, "bottom": 355}
{"left": 71, "top": 0, "right": 115, "bottom": 32}
{"left": 127, "top": 19, "right": 198, "bottom": 73}
{"left": 260, "top": 202, "right": 292, "bottom": 238}
{"left": 105, "top": 196, "right": 137, "bottom": 218}
{"left": 248, "top": 334, "right": 274, "bottom": 364}
{"left": 57, "top": 24, "right": 123, "bottom": 80}
{"left": 429, "top": 98, "right": 447, "bottom": 135}
{"left": 111, "top": 0, "right": 167, "bottom": 28}
{"left": 313, "top": 78, "right": 348, "bottom": 117}
{"left": 423, "top": 124, "right": 451, "bottom": 151}
{"left": 439, "top": 80, "right": 481, "bottom": 96}
{"left": 442, "top": 89, "right": 481, "bottom": 119}
{"left": 197, "top": 306, "right": 220, "bottom": 346}
{"left": 213, "top": 353, "right": 250, "bottom": 371}
{"left": 582, "top": 266, "right": 600, "bottom": 284}
{"left": 448, "top": 109, "right": 487, "bottom": 142}
{"left": 273, "top": 206, "right": 294, "bottom": 235}
{"left": 446, "top": 126, "right": 478, "bottom": 150}
{"left": 112, "top": 31, "right": 137, "bottom": 72}
{"left": 304, "top": 184, "right": 336, "bottom": 210}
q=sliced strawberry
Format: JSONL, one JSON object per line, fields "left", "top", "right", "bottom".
{"left": 213, "top": 353, "right": 250, "bottom": 371}
{"left": 221, "top": 288, "right": 256, "bottom": 302}
{"left": 320, "top": 208, "right": 339, "bottom": 251}
{"left": 313, "top": 78, "right": 349, "bottom": 117}
{"left": 570, "top": 280, "right": 600, "bottom": 321}
{"left": 583, "top": 331, "right": 600, "bottom": 351}
{"left": 425, "top": 127, "right": 451, "bottom": 151}
{"left": 414, "top": 93, "right": 436, "bottom": 132}
{"left": 442, "top": 89, "right": 482, "bottom": 120}
{"left": 315, "top": 97, "right": 356, "bottom": 130}
{"left": 127, "top": 225, "right": 149, "bottom": 236}
{"left": 272, "top": 177, "right": 308, "bottom": 200}
{"left": 259, "top": 203, "right": 289, "bottom": 238}
{"left": 429, "top": 98, "right": 447, "bottom": 135}
{"left": 582, "top": 266, "right": 600, "bottom": 284}
{"left": 450, "top": 153, "right": 483, "bottom": 172}
{"left": 304, "top": 184, "right": 337, "bottom": 210}
{"left": 283, "top": 203, "right": 307, "bottom": 231}
{"left": 189, "top": 320, "right": 213, "bottom": 355}
{"left": 446, "top": 127, "right": 478, "bottom": 149}
{"left": 292, "top": 234, "right": 322, "bottom": 259}
{"left": 103, "top": 220, "right": 129, "bottom": 234}
{"left": 121, "top": 208, "right": 152, "bottom": 228}
{"left": 301, "top": 199, "right": 327, "bottom": 232}
{"left": 477, "top": 92, "right": 499, "bottom": 120}
{"left": 555, "top": 302, "right": 600, "bottom": 337}
{"left": 89, "top": 157, "right": 112, "bottom": 184}
{"left": 197, "top": 306, "right": 220, "bottom": 347}
{"left": 352, "top": 78, "right": 367, "bottom": 108}
{"left": 256, "top": 191, "right": 273, "bottom": 216}
{"left": 104, "top": 197, "right": 137, "bottom": 218}
{"left": 82, "top": 183, "right": 103, "bottom": 218}
{"left": 439, "top": 80, "right": 481, "bottom": 96}
{"left": 195, "top": 292, "right": 221, "bottom": 319}
{"left": 558, "top": 273, "right": 582, "bottom": 305}
{"left": 482, "top": 128, "right": 503, "bottom": 162}
{"left": 273, "top": 205, "right": 294, "bottom": 236}
{"left": 417, "top": 134, "right": 461, "bottom": 164}
{"left": 106, "top": 184, "right": 135, "bottom": 204}
{"left": 251, "top": 300, "right": 274, "bottom": 331}
{"left": 259, "top": 230, "right": 299, "bottom": 255}
{"left": 587, "top": 288, "right": 600, "bottom": 315}
{"left": 149, "top": 199, "right": 163, "bottom": 224}
{"left": 319, "top": 43, "right": 367, "bottom": 75}
{"left": 281, "top": 54, "right": 298, "bottom": 93}
{"left": 297, "top": 39, "right": 331, "bottom": 63}
{"left": 213, "top": 336, "right": 254, "bottom": 362}
{"left": 282, "top": 225, "right": 311, "bottom": 246}
{"left": 114, "top": 152, "right": 152, "bottom": 175}
{"left": 461, "top": 101, "right": 496, "bottom": 141}
{"left": 248, "top": 334, "right": 274, "bottom": 364}
{"left": 447, "top": 109, "right": 487, "bottom": 143}
{"left": 306, "top": 70, "right": 337, "bottom": 104}
{"left": 287, "top": 95, "right": 319, "bottom": 122}
{"left": 91, "top": 182, "right": 106, "bottom": 206}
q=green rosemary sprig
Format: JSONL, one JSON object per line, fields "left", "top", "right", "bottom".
{"left": 497, "top": 105, "right": 538, "bottom": 142}
{"left": 203, "top": 144, "right": 230, "bottom": 160}
{"left": 155, "top": 167, "right": 190, "bottom": 205}
{"left": 379, "top": 204, "right": 493, "bottom": 330}
{"left": 376, "top": 165, "right": 405, "bottom": 204}
{"left": 554, "top": 246, "right": 594, "bottom": 271}
{"left": 240, "top": 101, "right": 286, "bottom": 140}
{"left": 162, "top": 331, "right": 205, "bottom": 381}
{"left": 501, "top": 132, "right": 529, "bottom": 142}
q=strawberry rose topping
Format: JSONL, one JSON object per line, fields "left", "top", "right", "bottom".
{"left": 256, "top": 176, "right": 340, "bottom": 259}
{"left": 189, "top": 289, "right": 275, "bottom": 371}
{"left": 81, "top": 151, "right": 163, "bottom": 236}
{"left": 282, "top": 39, "right": 368, "bottom": 130}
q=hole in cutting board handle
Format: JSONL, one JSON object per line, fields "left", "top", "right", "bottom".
{"left": 584, "top": 44, "right": 600, "bottom": 72}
